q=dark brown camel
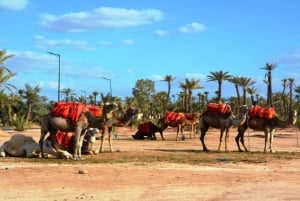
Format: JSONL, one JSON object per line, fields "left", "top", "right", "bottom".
{"left": 39, "top": 103, "right": 117, "bottom": 159}
{"left": 235, "top": 109, "right": 298, "bottom": 153}
{"left": 199, "top": 105, "right": 248, "bottom": 152}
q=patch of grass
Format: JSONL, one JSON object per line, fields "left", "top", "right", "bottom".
{"left": 1, "top": 151, "right": 300, "bottom": 165}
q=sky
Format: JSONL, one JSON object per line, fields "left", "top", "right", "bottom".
{"left": 1, "top": 0, "right": 300, "bottom": 102}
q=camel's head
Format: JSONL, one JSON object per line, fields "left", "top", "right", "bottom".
{"left": 103, "top": 102, "right": 118, "bottom": 119}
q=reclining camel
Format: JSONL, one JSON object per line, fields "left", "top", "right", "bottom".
{"left": 132, "top": 121, "right": 163, "bottom": 140}
{"left": 0, "top": 134, "right": 62, "bottom": 158}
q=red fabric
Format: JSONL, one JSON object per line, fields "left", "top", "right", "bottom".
{"left": 50, "top": 102, "right": 101, "bottom": 123}
{"left": 248, "top": 106, "right": 276, "bottom": 119}
{"left": 207, "top": 103, "right": 231, "bottom": 114}
{"left": 165, "top": 112, "right": 184, "bottom": 122}
{"left": 138, "top": 121, "right": 152, "bottom": 134}
{"left": 184, "top": 113, "right": 194, "bottom": 120}
{"left": 51, "top": 131, "right": 74, "bottom": 150}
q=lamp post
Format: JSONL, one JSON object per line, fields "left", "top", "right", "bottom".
{"left": 102, "top": 77, "right": 112, "bottom": 97}
{"left": 48, "top": 51, "right": 61, "bottom": 102}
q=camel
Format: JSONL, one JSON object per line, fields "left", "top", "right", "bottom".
{"left": 39, "top": 102, "right": 118, "bottom": 159}
{"left": 0, "top": 134, "right": 62, "bottom": 158}
{"left": 158, "top": 112, "right": 187, "bottom": 141}
{"left": 132, "top": 121, "right": 163, "bottom": 140}
{"left": 39, "top": 103, "right": 138, "bottom": 159}
{"left": 235, "top": 109, "right": 298, "bottom": 153}
{"left": 97, "top": 106, "right": 139, "bottom": 152}
{"left": 199, "top": 105, "right": 248, "bottom": 152}
{"left": 184, "top": 113, "right": 200, "bottom": 138}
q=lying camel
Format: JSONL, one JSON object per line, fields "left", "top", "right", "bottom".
{"left": 132, "top": 121, "right": 163, "bottom": 140}
{"left": 0, "top": 132, "right": 97, "bottom": 158}
{"left": 0, "top": 134, "right": 62, "bottom": 158}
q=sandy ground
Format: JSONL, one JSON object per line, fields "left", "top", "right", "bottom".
{"left": 1, "top": 126, "right": 300, "bottom": 201}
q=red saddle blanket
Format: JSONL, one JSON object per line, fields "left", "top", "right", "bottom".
{"left": 248, "top": 106, "right": 276, "bottom": 119}
{"left": 164, "top": 112, "right": 185, "bottom": 122}
{"left": 50, "top": 102, "right": 102, "bottom": 123}
{"left": 138, "top": 121, "right": 152, "bottom": 134}
{"left": 206, "top": 103, "right": 231, "bottom": 115}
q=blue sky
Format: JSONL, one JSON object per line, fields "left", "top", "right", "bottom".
{"left": 1, "top": 0, "right": 300, "bottom": 102}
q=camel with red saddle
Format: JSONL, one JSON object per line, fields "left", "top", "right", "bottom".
{"left": 199, "top": 103, "right": 248, "bottom": 152}
{"left": 235, "top": 105, "right": 298, "bottom": 153}
{"left": 39, "top": 102, "right": 138, "bottom": 159}
{"left": 158, "top": 112, "right": 199, "bottom": 140}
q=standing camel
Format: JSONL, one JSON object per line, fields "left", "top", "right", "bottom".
{"left": 199, "top": 104, "right": 248, "bottom": 152}
{"left": 158, "top": 112, "right": 187, "bottom": 141}
{"left": 184, "top": 112, "right": 200, "bottom": 138}
{"left": 39, "top": 102, "right": 118, "bottom": 159}
{"left": 235, "top": 108, "right": 298, "bottom": 153}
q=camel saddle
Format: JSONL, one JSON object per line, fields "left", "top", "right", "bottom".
{"left": 164, "top": 112, "right": 185, "bottom": 122}
{"left": 206, "top": 103, "right": 232, "bottom": 115}
{"left": 248, "top": 106, "right": 276, "bottom": 119}
{"left": 50, "top": 102, "right": 102, "bottom": 123}
{"left": 137, "top": 121, "right": 152, "bottom": 134}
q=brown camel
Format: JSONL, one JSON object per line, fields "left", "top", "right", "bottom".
{"left": 184, "top": 112, "right": 200, "bottom": 138}
{"left": 199, "top": 104, "right": 248, "bottom": 152}
{"left": 98, "top": 106, "right": 139, "bottom": 152}
{"left": 39, "top": 102, "right": 118, "bottom": 159}
{"left": 235, "top": 109, "right": 298, "bottom": 153}
{"left": 158, "top": 112, "right": 187, "bottom": 141}
{"left": 39, "top": 104, "right": 138, "bottom": 159}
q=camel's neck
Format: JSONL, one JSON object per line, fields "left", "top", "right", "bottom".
{"left": 277, "top": 113, "right": 297, "bottom": 128}
{"left": 110, "top": 112, "right": 133, "bottom": 127}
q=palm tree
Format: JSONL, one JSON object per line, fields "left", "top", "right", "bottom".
{"left": 61, "top": 88, "right": 74, "bottom": 102}
{"left": 206, "top": 70, "right": 232, "bottom": 103}
{"left": 261, "top": 63, "right": 277, "bottom": 107}
{"left": 92, "top": 91, "right": 99, "bottom": 104}
{"left": 161, "top": 75, "right": 175, "bottom": 112}
{"left": 239, "top": 76, "right": 256, "bottom": 105}
{"left": 229, "top": 76, "right": 242, "bottom": 106}
{"left": 247, "top": 87, "right": 258, "bottom": 106}
{"left": 0, "top": 49, "right": 16, "bottom": 93}
{"left": 288, "top": 78, "right": 295, "bottom": 112}
{"left": 180, "top": 78, "right": 203, "bottom": 112}
{"left": 19, "top": 84, "right": 41, "bottom": 125}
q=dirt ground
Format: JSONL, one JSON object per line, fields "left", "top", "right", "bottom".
{"left": 1, "top": 126, "right": 300, "bottom": 201}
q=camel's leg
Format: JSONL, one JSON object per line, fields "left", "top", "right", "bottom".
{"left": 224, "top": 129, "right": 231, "bottom": 152}
{"left": 176, "top": 126, "right": 180, "bottom": 141}
{"left": 217, "top": 129, "right": 224, "bottom": 152}
{"left": 99, "top": 127, "right": 106, "bottom": 153}
{"left": 269, "top": 129, "right": 275, "bottom": 153}
{"left": 264, "top": 129, "right": 269, "bottom": 153}
{"left": 200, "top": 127, "right": 209, "bottom": 152}
{"left": 108, "top": 126, "right": 113, "bottom": 152}
{"left": 235, "top": 131, "right": 248, "bottom": 152}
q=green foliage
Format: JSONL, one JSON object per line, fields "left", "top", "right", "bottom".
{"left": 12, "top": 115, "right": 26, "bottom": 131}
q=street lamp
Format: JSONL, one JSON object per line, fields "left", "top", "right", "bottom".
{"left": 101, "top": 77, "right": 112, "bottom": 97}
{"left": 48, "top": 51, "right": 61, "bottom": 102}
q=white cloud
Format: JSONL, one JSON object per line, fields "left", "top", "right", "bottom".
{"left": 155, "top": 29, "right": 169, "bottom": 36}
{"left": 98, "top": 40, "right": 113, "bottom": 46}
{"left": 34, "top": 35, "right": 94, "bottom": 51}
{"left": 39, "top": 7, "right": 164, "bottom": 32}
{"left": 121, "top": 39, "right": 135, "bottom": 46}
{"left": 0, "top": 0, "right": 29, "bottom": 11}
{"left": 179, "top": 22, "right": 207, "bottom": 34}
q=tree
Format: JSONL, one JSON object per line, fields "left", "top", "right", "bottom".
{"left": 18, "top": 84, "right": 41, "bottom": 125}
{"left": 0, "top": 49, "right": 16, "bottom": 93}
{"left": 60, "top": 88, "right": 75, "bottom": 102}
{"left": 206, "top": 70, "right": 232, "bottom": 103}
{"left": 229, "top": 76, "right": 242, "bottom": 106}
{"left": 261, "top": 63, "right": 277, "bottom": 107}
{"left": 132, "top": 79, "right": 155, "bottom": 119}
{"left": 239, "top": 76, "right": 256, "bottom": 105}
{"left": 161, "top": 75, "right": 175, "bottom": 112}
{"left": 180, "top": 78, "right": 203, "bottom": 112}
{"left": 92, "top": 91, "right": 99, "bottom": 104}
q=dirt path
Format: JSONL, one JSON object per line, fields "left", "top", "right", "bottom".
{"left": 0, "top": 127, "right": 300, "bottom": 201}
